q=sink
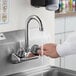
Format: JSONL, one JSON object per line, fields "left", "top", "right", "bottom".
{"left": 7, "top": 66, "right": 76, "bottom": 76}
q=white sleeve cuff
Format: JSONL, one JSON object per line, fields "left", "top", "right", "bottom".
{"left": 56, "top": 33, "right": 76, "bottom": 57}
{"left": 56, "top": 41, "right": 72, "bottom": 57}
{"left": 56, "top": 44, "right": 64, "bottom": 57}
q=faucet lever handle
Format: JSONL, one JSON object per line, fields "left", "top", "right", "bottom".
{"left": 16, "top": 48, "right": 26, "bottom": 58}
{"left": 30, "top": 45, "right": 40, "bottom": 55}
{"left": 11, "top": 53, "right": 20, "bottom": 64}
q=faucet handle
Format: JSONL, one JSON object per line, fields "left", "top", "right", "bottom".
{"left": 16, "top": 48, "right": 26, "bottom": 58}
{"left": 11, "top": 53, "right": 21, "bottom": 64}
{"left": 30, "top": 45, "right": 40, "bottom": 55}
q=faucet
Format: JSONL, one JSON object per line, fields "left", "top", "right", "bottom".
{"left": 25, "top": 15, "right": 43, "bottom": 53}
{"left": 11, "top": 15, "right": 44, "bottom": 64}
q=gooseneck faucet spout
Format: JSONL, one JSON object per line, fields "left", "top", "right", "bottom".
{"left": 25, "top": 15, "right": 43, "bottom": 52}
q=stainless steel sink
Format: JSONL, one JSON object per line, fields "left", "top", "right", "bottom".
{"left": 8, "top": 66, "right": 76, "bottom": 76}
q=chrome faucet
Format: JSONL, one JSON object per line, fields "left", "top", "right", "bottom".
{"left": 25, "top": 15, "right": 43, "bottom": 53}
{"left": 11, "top": 15, "right": 44, "bottom": 64}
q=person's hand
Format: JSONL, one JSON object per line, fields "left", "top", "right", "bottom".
{"left": 38, "top": 43, "right": 60, "bottom": 58}
{"left": 26, "top": 52, "right": 35, "bottom": 58}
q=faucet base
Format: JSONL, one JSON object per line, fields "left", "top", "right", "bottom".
{"left": 11, "top": 53, "right": 39, "bottom": 64}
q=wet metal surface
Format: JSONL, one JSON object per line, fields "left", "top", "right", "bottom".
{"left": 8, "top": 66, "right": 76, "bottom": 76}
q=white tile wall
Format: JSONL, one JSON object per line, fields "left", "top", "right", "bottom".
{"left": 55, "top": 18, "right": 65, "bottom": 33}
{"left": 65, "top": 17, "right": 76, "bottom": 32}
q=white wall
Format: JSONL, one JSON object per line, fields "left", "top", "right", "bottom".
{"left": 0, "top": 0, "right": 55, "bottom": 38}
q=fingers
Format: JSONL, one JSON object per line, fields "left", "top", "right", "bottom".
{"left": 37, "top": 45, "right": 46, "bottom": 55}
{"left": 27, "top": 52, "right": 35, "bottom": 58}
{"left": 37, "top": 49, "right": 47, "bottom": 56}
{"left": 37, "top": 50, "right": 42, "bottom": 55}
{"left": 27, "top": 44, "right": 48, "bottom": 57}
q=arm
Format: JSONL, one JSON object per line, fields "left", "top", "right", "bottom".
{"left": 57, "top": 34, "right": 76, "bottom": 57}
{"left": 38, "top": 33, "right": 76, "bottom": 58}
{"left": 28, "top": 33, "right": 76, "bottom": 58}
{"left": 38, "top": 43, "right": 60, "bottom": 58}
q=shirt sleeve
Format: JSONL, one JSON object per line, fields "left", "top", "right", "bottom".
{"left": 56, "top": 33, "right": 76, "bottom": 57}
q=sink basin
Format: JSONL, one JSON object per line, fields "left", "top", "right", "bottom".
{"left": 8, "top": 66, "right": 76, "bottom": 76}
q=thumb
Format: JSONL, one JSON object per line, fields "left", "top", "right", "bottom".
{"left": 37, "top": 50, "right": 46, "bottom": 56}
{"left": 37, "top": 50, "right": 44, "bottom": 55}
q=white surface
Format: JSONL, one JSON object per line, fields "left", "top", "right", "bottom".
{"left": 64, "top": 33, "right": 76, "bottom": 71}
{"left": 29, "top": 29, "right": 52, "bottom": 47}
{"left": 65, "top": 17, "right": 76, "bottom": 32}
{"left": 56, "top": 33, "right": 76, "bottom": 56}
{"left": 55, "top": 18, "right": 65, "bottom": 33}
{"left": 55, "top": 17, "right": 76, "bottom": 33}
